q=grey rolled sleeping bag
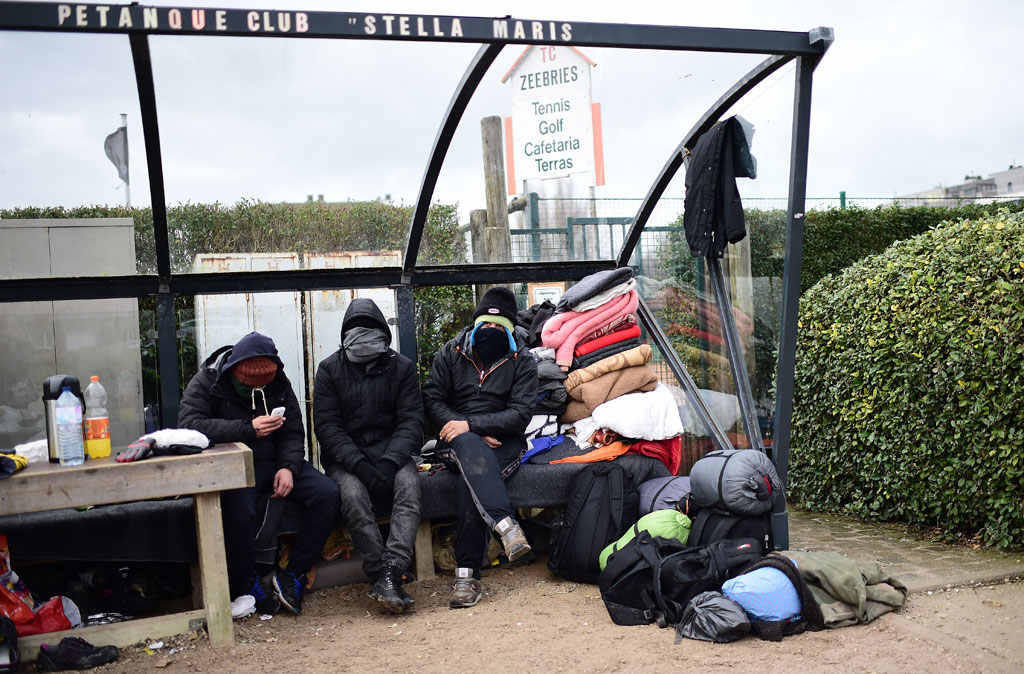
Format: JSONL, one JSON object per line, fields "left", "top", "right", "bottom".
{"left": 637, "top": 475, "right": 691, "bottom": 516}
{"left": 689, "top": 449, "right": 783, "bottom": 515}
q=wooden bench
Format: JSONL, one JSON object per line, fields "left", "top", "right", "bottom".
{"left": 0, "top": 443, "right": 253, "bottom": 650}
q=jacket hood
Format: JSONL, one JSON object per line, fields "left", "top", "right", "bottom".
{"left": 215, "top": 332, "right": 285, "bottom": 374}
{"left": 341, "top": 298, "right": 391, "bottom": 345}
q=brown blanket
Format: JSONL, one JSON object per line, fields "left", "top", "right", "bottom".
{"left": 561, "top": 364, "right": 658, "bottom": 423}
{"left": 564, "top": 344, "right": 652, "bottom": 391}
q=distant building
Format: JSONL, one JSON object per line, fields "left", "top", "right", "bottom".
{"left": 901, "top": 164, "right": 1024, "bottom": 204}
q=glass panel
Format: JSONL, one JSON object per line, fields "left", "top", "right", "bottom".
{"left": 423, "top": 45, "right": 764, "bottom": 265}
{"left": 0, "top": 298, "right": 146, "bottom": 449}
{"left": 0, "top": 32, "right": 153, "bottom": 277}
{"left": 147, "top": 35, "right": 475, "bottom": 273}
{"left": 630, "top": 65, "right": 797, "bottom": 464}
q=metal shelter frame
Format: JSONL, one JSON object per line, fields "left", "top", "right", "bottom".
{"left": 0, "top": 3, "right": 832, "bottom": 548}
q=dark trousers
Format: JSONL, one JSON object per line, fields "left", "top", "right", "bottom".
{"left": 221, "top": 461, "right": 340, "bottom": 597}
{"left": 327, "top": 461, "right": 421, "bottom": 579}
{"left": 446, "top": 433, "right": 519, "bottom": 574}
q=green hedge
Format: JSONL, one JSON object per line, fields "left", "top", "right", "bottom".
{"left": 1, "top": 200, "right": 474, "bottom": 385}
{"left": 789, "top": 210, "right": 1024, "bottom": 549}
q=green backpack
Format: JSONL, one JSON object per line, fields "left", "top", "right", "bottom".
{"left": 598, "top": 509, "right": 692, "bottom": 571}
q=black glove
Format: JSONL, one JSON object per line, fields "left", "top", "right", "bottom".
{"left": 378, "top": 459, "right": 401, "bottom": 484}
{"left": 117, "top": 438, "right": 154, "bottom": 463}
{"left": 352, "top": 460, "right": 385, "bottom": 494}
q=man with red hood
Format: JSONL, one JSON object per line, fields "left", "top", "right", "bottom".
{"left": 178, "top": 332, "right": 338, "bottom": 617}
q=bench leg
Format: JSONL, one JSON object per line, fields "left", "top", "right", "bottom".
{"left": 413, "top": 519, "right": 435, "bottom": 581}
{"left": 194, "top": 492, "right": 233, "bottom": 647}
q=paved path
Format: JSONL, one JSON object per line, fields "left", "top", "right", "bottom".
{"left": 788, "top": 507, "right": 1024, "bottom": 593}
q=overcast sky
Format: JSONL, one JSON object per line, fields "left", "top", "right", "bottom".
{"left": 1, "top": 0, "right": 1022, "bottom": 217}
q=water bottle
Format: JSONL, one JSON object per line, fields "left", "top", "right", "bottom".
{"left": 84, "top": 375, "right": 112, "bottom": 459}
{"left": 55, "top": 386, "right": 85, "bottom": 467}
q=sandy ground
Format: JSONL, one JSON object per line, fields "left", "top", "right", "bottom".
{"left": 81, "top": 558, "right": 1024, "bottom": 674}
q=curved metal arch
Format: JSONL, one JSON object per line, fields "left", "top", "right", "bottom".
{"left": 616, "top": 53, "right": 794, "bottom": 268}
{"left": 404, "top": 42, "right": 504, "bottom": 273}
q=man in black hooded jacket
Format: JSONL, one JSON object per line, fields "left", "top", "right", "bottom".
{"left": 313, "top": 298, "right": 424, "bottom": 614}
{"left": 178, "top": 332, "right": 339, "bottom": 617}
{"left": 422, "top": 286, "right": 538, "bottom": 609}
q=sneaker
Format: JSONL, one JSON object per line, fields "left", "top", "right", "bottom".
{"left": 495, "top": 516, "right": 532, "bottom": 563}
{"left": 230, "top": 594, "right": 256, "bottom": 620}
{"left": 36, "top": 637, "right": 119, "bottom": 672}
{"left": 250, "top": 574, "right": 280, "bottom": 616}
{"left": 368, "top": 566, "right": 405, "bottom": 615}
{"left": 273, "top": 569, "right": 304, "bottom": 615}
{"left": 448, "top": 568, "right": 482, "bottom": 609}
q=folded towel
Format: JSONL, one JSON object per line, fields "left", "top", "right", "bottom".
{"left": 574, "top": 324, "right": 642, "bottom": 358}
{"left": 542, "top": 290, "right": 638, "bottom": 367}
{"left": 555, "top": 268, "right": 634, "bottom": 313}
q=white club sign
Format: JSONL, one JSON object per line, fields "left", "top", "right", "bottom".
{"left": 503, "top": 46, "right": 603, "bottom": 191}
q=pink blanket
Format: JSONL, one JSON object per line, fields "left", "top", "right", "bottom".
{"left": 541, "top": 290, "right": 639, "bottom": 367}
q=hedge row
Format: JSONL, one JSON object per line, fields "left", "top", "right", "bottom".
{"left": 789, "top": 210, "right": 1024, "bottom": 549}
{"left": 1, "top": 201, "right": 475, "bottom": 384}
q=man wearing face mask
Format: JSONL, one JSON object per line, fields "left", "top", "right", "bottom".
{"left": 313, "top": 298, "right": 424, "bottom": 614}
{"left": 422, "top": 286, "right": 539, "bottom": 609}
{"left": 178, "top": 332, "right": 339, "bottom": 617}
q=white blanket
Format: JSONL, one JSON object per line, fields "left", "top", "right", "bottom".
{"left": 590, "top": 383, "right": 684, "bottom": 441}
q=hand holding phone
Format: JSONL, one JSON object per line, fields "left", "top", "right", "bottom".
{"left": 271, "top": 406, "right": 286, "bottom": 418}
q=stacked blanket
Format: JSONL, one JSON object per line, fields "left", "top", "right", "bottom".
{"left": 542, "top": 289, "right": 639, "bottom": 368}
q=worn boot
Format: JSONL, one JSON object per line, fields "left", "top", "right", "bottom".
{"left": 448, "top": 567, "right": 482, "bottom": 609}
{"left": 369, "top": 566, "right": 406, "bottom": 614}
{"left": 495, "top": 516, "right": 531, "bottom": 563}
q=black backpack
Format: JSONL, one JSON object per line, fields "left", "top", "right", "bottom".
{"left": 598, "top": 532, "right": 762, "bottom": 627}
{"left": 547, "top": 463, "right": 639, "bottom": 584}
{"left": 689, "top": 508, "right": 773, "bottom": 555}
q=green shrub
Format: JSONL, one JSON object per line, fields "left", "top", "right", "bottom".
{"left": 789, "top": 210, "right": 1024, "bottom": 549}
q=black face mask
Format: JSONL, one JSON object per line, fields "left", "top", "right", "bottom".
{"left": 473, "top": 327, "right": 508, "bottom": 364}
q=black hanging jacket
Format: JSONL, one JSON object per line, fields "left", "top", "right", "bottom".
{"left": 683, "top": 116, "right": 756, "bottom": 258}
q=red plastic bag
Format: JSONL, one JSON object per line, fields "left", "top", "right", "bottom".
{"left": 0, "top": 585, "right": 32, "bottom": 625}
{"left": 14, "top": 597, "right": 70, "bottom": 637}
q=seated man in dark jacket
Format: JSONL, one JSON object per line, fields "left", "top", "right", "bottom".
{"left": 313, "top": 298, "right": 424, "bottom": 614}
{"left": 178, "top": 332, "right": 339, "bottom": 617}
{"left": 422, "top": 287, "right": 539, "bottom": 609}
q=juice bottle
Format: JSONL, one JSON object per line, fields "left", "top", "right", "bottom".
{"left": 84, "top": 375, "right": 112, "bottom": 459}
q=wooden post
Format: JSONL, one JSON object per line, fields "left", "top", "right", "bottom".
{"left": 469, "top": 209, "right": 487, "bottom": 264}
{"left": 481, "top": 116, "right": 512, "bottom": 263}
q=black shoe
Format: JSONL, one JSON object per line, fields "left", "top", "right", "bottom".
{"left": 273, "top": 569, "right": 304, "bottom": 615}
{"left": 0, "top": 616, "right": 19, "bottom": 670}
{"left": 249, "top": 574, "right": 280, "bottom": 616}
{"left": 36, "top": 637, "right": 118, "bottom": 672}
{"left": 368, "top": 566, "right": 406, "bottom": 614}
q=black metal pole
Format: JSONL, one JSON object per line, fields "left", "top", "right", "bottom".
{"left": 129, "top": 32, "right": 179, "bottom": 429}
{"left": 772, "top": 55, "right": 819, "bottom": 550}
{"left": 405, "top": 42, "right": 503, "bottom": 272}
{"left": 395, "top": 285, "right": 417, "bottom": 366}
{"left": 155, "top": 295, "right": 180, "bottom": 429}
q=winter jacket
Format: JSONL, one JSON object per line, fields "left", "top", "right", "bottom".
{"left": 683, "top": 116, "right": 755, "bottom": 258}
{"left": 313, "top": 298, "right": 424, "bottom": 473}
{"left": 178, "top": 336, "right": 305, "bottom": 479}
{"left": 422, "top": 325, "right": 538, "bottom": 450}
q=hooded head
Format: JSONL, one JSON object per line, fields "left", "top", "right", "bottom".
{"left": 221, "top": 332, "right": 283, "bottom": 387}
{"left": 340, "top": 298, "right": 392, "bottom": 365}
{"left": 341, "top": 298, "right": 391, "bottom": 343}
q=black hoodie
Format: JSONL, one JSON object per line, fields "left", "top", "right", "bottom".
{"left": 312, "top": 298, "right": 424, "bottom": 473}
{"left": 177, "top": 331, "right": 306, "bottom": 479}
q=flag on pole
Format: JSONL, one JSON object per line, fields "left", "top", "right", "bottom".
{"left": 104, "top": 125, "right": 129, "bottom": 184}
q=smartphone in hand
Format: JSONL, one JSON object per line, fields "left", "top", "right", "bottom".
{"left": 271, "top": 406, "right": 286, "bottom": 417}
